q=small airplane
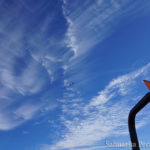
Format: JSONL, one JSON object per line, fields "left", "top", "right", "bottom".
{"left": 128, "top": 80, "right": 150, "bottom": 150}
{"left": 69, "top": 82, "right": 75, "bottom": 87}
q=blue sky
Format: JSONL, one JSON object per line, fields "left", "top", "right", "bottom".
{"left": 1, "top": 0, "right": 150, "bottom": 150}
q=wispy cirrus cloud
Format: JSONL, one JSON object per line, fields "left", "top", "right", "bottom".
{"left": 0, "top": 103, "right": 40, "bottom": 130}
{"left": 62, "top": 0, "right": 150, "bottom": 62}
{"left": 60, "top": 0, "right": 150, "bottom": 96}
{"left": 0, "top": 1, "right": 64, "bottom": 130}
{"left": 44, "top": 62, "right": 150, "bottom": 150}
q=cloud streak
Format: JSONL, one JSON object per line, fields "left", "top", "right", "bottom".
{"left": 0, "top": 1, "right": 64, "bottom": 130}
{"left": 62, "top": 0, "right": 150, "bottom": 70}
{"left": 45, "top": 62, "right": 150, "bottom": 150}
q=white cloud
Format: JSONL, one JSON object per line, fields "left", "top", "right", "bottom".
{"left": 0, "top": 60, "right": 48, "bottom": 95}
{"left": 62, "top": 0, "right": 125, "bottom": 57}
{"left": 62, "top": 0, "right": 150, "bottom": 72}
{"left": 0, "top": 7, "right": 59, "bottom": 130}
{"left": 45, "top": 62, "right": 150, "bottom": 150}
{"left": 0, "top": 104, "right": 40, "bottom": 130}
{"left": 0, "top": 113, "right": 22, "bottom": 130}
{"left": 88, "top": 62, "right": 150, "bottom": 107}
{"left": 14, "top": 104, "right": 41, "bottom": 120}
